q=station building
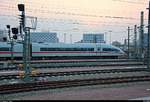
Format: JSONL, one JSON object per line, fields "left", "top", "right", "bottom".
{"left": 30, "top": 32, "right": 59, "bottom": 43}
{"left": 80, "top": 33, "right": 105, "bottom": 43}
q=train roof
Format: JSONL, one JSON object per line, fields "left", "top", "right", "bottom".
{"left": 0, "top": 42, "right": 119, "bottom": 49}
{"left": 32, "top": 42, "right": 117, "bottom": 48}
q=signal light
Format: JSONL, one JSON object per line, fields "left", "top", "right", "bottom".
{"left": 6, "top": 25, "right": 10, "bottom": 29}
{"left": 18, "top": 4, "right": 25, "bottom": 11}
{"left": 13, "top": 35, "right": 17, "bottom": 40}
{"left": 12, "top": 28, "right": 18, "bottom": 35}
{"left": 3, "top": 37, "right": 7, "bottom": 42}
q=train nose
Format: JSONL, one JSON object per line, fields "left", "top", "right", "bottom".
{"left": 120, "top": 50, "right": 125, "bottom": 55}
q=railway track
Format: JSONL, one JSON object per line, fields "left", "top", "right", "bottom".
{"left": 0, "top": 60, "right": 145, "bottom": 71}
{"left": 31, "top": 61, "right": 145, "bottom": 69}
{"left": 1, "top": 75, "right": 150, "bottom": 94}
{"left": 0, "top": 59, "right": 141, "bottom": 64}
{"left": 0, "top": 68, "right": 149, "bottom": 80}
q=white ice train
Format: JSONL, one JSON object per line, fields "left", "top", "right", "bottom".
{"left": 0, "top": 42, "right": 125, "bottom": 60}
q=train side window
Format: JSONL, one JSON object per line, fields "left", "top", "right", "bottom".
{"left": 0, "top": 47, "right": 10, "bottom": 51}
{"left": 88, "top": 48, "right": 94, "bottom": 51}
{"left": 103, "top": 48, "right": 112, "bottom": 52}
{"left": 81, "top": 48, "right": 86, "bottom": 51}
{"left": 40, "top": 47, "right": 94, "bottom": 51}
{"left": 74, "top": 48, "right": 78, "bottom": 51}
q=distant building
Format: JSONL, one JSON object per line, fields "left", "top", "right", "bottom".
{"left": 30, "top": 32, "right": 59, "bottom": 43}
{"left": 81, "top": 33, "right": 105, "bottom": 43}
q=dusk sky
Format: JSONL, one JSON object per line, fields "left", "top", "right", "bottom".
{"left": 0, "top": 0, "right": 149, "bottom": 43}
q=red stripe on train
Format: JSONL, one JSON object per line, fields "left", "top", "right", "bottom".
{"left": 0, "top": 51, "right": 112, "bottom": 54}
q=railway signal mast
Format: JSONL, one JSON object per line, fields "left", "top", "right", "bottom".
{"left": 18, "top": 4, "right": 37, "bottom": 81}
{"left": 18, "top": 4, "right": 30, "bottom": 81}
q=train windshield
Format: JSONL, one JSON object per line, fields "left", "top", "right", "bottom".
{"left": 102, "top": 48, "right": 120, "bottom": 52}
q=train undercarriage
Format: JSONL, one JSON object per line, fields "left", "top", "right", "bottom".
{"left": 0, "top": 56, "right": 119, "bottom": 61}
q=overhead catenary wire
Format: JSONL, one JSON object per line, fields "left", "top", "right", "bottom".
{"left": 113, "top": 0, "right": 147, "bottom": 5}
{"left": 0, "top": 0, "right": 146, "bottom": 40}
{"left": 0, "top": 1, "right": 143, "bottom": 21}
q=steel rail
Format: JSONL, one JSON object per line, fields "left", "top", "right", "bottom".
{"left": 0, "top": 75, "right": 150, "bottom": 94}
{"left": 0, "top": 68, "right": 148, "bottom": 80}
{"left": 0, "top": 61, "right": 145, "bottom": 71}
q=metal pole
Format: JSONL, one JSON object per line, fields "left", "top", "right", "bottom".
{"left": 64, "top": 33, "right": 66, "bottom": 43}
{"left": 124, "top": 39, "right": 127, "bottom": 51}
{"left": 70, "top": 34, "right": 72, "bottom": 44}
{"left": 134, "top": 25, "right": 137, "bottom": 59}
{"left": 19, "top": 23, "right": 23, "bottom": 39}
{"left": 140, "top": 11, "right": 144, "bottom": 59}
{"left": 147, "top": 1, "right": 150, "bottom": 69}
{"left": 94, "top": 34, "right": 97, "bottom": 43}
{"left": 128, "top": 27, "right": 130, "bottom": 59}
{"left": 109, "top": 31, "right": 112, "bottom": 44}
{"left": 21, "top": 9, "right": 26, "bottom": 73}
{"left": 105, "top": 32, "right": 107, "bottom": 43}
{"left": 10, "top": 38, "right": 14, "bottom": 64}
{"left": 22, "top": 10, "right": 27, "bottom": 80}
{"left": 19, "top": 4, "right": 31, "bottom": 81}
{"left": 23, "top": 27, "right": 31, "bottom": 81}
